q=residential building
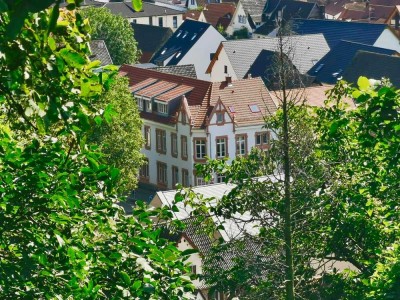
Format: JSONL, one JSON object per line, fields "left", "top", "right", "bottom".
{"left": 206, "top": 34, "right": 330, "bottom": 82}
{"left": 131, "top": 23, "right": 173, "bottom": 63}
{"left": 150, "top": 19, "right": 226, "bottom": 80}
{"left": 308, "top": 40, "right": 398, "bottom": 84}
{"left": 101, "top": 0, "right": 184, "bottom": 31}
{"left": 120, "top": 64, "right": 277, "bottom": 190}
{"left": 290, "top": 19, "right": 400, "bottom": 52}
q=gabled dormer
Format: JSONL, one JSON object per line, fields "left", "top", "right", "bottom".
{"left": 208, "top": 96, "right": 233, "bottom": 127}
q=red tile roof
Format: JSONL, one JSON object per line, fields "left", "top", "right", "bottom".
{"left": 129, "top": 78, "right": 158, "bottom": 92}
{"left": 203, "top": 3, "right": 236, "bottom": 30}
{"left": 339, "top": 3, "right": 396, "bottom": 23}
{"left": 119, "top": 65, "right": 277, "bottom": 128}
{"left": 184, "top": 10, "right": 202, "bottom": 20}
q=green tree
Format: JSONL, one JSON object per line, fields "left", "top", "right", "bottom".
{"left": 89, "top": 75, "right": 144, "bottom": 192}
{"left": 81, "top": 6, "right": 140, "bottom": 65}
{"left": 0, "top": 7, "right": 194, "bottom": 299}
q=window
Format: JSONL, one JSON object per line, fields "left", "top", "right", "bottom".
{"left": 216, "top": 137, "right": 227, "bottom": 158}
{"left": 182, "top": 31, "right": 188, "bottom": 38}
{"left": 171, "top": 133, "right": 178, "bottom": 157}
{"left": 249, "top": 104, "right": 260, "bottom": 113}
{"left": 196, "top": 177, "right": 206, "bottom": 186}
{"left": 144, "top": 99, "right": 152, "bottom": 112}
{"left": 172, "top": 166, "right": 179, "bottom": 187}
{"left": 238, "top": 15, "right": 247, "bottom": 24}
{"left": 173, "top": 16, "right": 178, "bottom": 28}
{"left": 158, "top": 17, "right": 163, "bottom": 27}
{"left": 216, "top": 112, "right": 224, "bottom": 124}
{"left": 157, "top": 161, "right": 167, "bottom": 186}
{"left": 191, "top": 33, "right": 197, "bottom": 40}
{"left": 181, "top": 135, "right": 188, "bottom": 160}
{"left": 255, "top": 131, "right": 270, "bottom": 150}
{"left": 191, "top": 265, "right": 197, "bottom": 274}
{"left": 149, "top": 17, "right": 153, "bottom": 25}
{"left": 176, "top": 30, "right": 182, "bottom": 37}
{"left": 139, "top": 158, "right": 149, "bottom": 179}
{"left": 182, "top": 169, "right": 189, "bottom": 187}
{"left": 224, "top": 65, "right": 228, "bottom": 74}
{"left": 156, "top": 129, "right": 167, "bottom": 154}
{"left": 144, "top": 126, "right": 151, "bottom": 149}
{"left": 157, "top": 102, "right": 168, "bottom": 114}
{"left": 194, "top": 139, "right": 207, "bottom": 160}
{"left": 181, "top": 111, "right": 186, "bottom": 124}
{"left": 132, "top": 19, "right": 137, "bottom": 24}
{"left": 236, "top": 134, "right": 247, "bottom": 155}
{"left": 190, "top": 0, "right": 194, "bottom": 5}
{"left": 216, "top": 174, "right": 225, "bottom": 183}
{"left": 137, "top": 98, "right": 143, "bottom": 110}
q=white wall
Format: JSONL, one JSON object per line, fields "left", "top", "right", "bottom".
{"left": 374, "top": 28, "right": 400, "bottom": 52}
{"left": 178, "top": 26, "right": 226, "bottom": 80}
{"left": 209, "top": 47, "right": 238, "bottom": 82}
{"left": 177, "top": 237, "right": 204, "bottom": 288}
{"left": 130, "top": 14, "right": 183, "bottom": 31}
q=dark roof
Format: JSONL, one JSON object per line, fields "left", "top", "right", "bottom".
{"left": 308, "top": 40, "right": 398, "bottom": 84}
{"left": 342, "top": 51, "right": 400, "bottom": 87}
{"left": 264, "top": 0, "right": 317, "bottom": 21}
{"left": 131, "top": 23, "right": 173, "bottom": 63}
{"left": 89, "top": 40, "right": 113, "bottom": 66}
{"left": 151, "top": 64, "right": 198, "bottom": 78}
{"left": 291, "top": 19, "right": 389, "bottom": 48}
{"left": 103, "top": 1, "right": 183, "bottom": 18}
{"left": 151, "top": 20, "right": 212, "bottom": 66}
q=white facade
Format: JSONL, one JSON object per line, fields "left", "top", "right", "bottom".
{"left": 225, "top": 1, "right": 252, "bottom": 36}
{"left": 373, "top": 28, "right": 400, "bottom": 52}
{"left": 208, "top": 46, "right": 237, "bottom": 82}
{"left": 177, "top": 26, "right": 226, "bottom": 80}
{"left": 130, "top": 14, "right": 183, "bottom": 31}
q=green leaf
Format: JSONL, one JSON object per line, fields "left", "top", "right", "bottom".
{"left": 110, "top": 168, "right": 120, "bottom": 180}
{"left": 48, "top": 2, "right": 60, "bottom": 35}
{"left": 0, "top": 0, "right": 8, "bottom": 12}
{"left": 132, "top": 0, "right": 143, "bottom": 12}
{"left": 181, "top": 249, "right": 198, "bottom": 256}
{"left": 120, "top": 271, "right": 131, "bottom": 285}
{"left": 59, "top": 48, "right": 86, "bottom": 69}
{"left": 48, "top": 36, "right": 56, "bottom": 51}
{"left": 358, "top": 76, "right": 370, "bottom": 90}
{"left": 132, "top": 280, "right": 142, "bottom": 290}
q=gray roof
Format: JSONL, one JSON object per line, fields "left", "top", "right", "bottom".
{"left": 89, "top": 40, "right": 113, "bottom": 66}
{"left": 222, "top": 34, "right": 330, "bottom": 79}
{"left": 150, "top": 64, "right": 198, "bottom": 78}
{"left": 241, "top": 0, "right": 268, "bottom": 22}
{"left": 103, "top": 1, "right": 184, "bottom": 18}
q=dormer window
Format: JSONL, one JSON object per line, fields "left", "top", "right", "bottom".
{"left": 137, "top": 98, "right": 143, "bottom": 110}
{"left": 216, "top": 112, "right": 224, "bottom": 124}
{"left": 144, "top": 99, "right": 152, "bottom": 112}
{"left": 157, "top": 102, "right": 168, "bottom": 114}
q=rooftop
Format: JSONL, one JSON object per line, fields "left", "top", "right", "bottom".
{"left": 89, "top": 40, "right": 113, "bottom": 66}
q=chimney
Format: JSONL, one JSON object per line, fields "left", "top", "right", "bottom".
{"left": 225, "top": 76, "right": 233, "bottom": 86}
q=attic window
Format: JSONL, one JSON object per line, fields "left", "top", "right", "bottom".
{"left": 249, "top": 104, "right": 260, "bottom": 113}
{"left": 191, "top": 33, "right": 197, "bottom": 40}
{"left": 176, "top": 30, "right": 182, "bottom": 37}
{"left": 228, "top": 106, "right": 235, "bottom": 113}
{"left": 161, "top": 48, "right": 167, "bottom": 55}
{"left": 182, "top": 31, "right": 188, "bottom": 38}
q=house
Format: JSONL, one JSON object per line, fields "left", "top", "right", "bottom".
{"left": 342, "top": 51, "right": 400, "bottom": 88}
{"left": 233, "top": 0, "right": 268, "bottom": 29}
{"left": 254, "top": 0, "right": 323, "bottom": 36}
{"left": 290, "top": 19, "right": 400, "bottom": 52}
{"left": 186, "top": 0, "right": 220, "bottom": 10}
{"left": 324, "top": 0, "right": 351, "bottom": 19}
{"left": 206, "top": 34, "right": 330, "bottom": 82}
{"left": 119, "top": 64, "right": 277, "bottom": 190}
{"left": 101, "top": 0, "right": 184, "bottom": 31}
{"left": 88, "top": 40, "right": 113, "bottom": 66}
{"left": 150, "top": 19, "right": 226, "bottom": 80}
{"left": 307, "top": 40, "right": 398, "bottom": 85}
{"left": 131, "top": 23, "right": 173, "bottom": 63}
{"left": 135, "top": 63, "right": 198, "bottom": 78}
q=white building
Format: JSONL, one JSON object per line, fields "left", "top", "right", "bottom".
{"left": 151, "top": 19, "right": 226, "bottom": 80}
{"left": 120, "top": 64, "right": 277, "bottom": 190}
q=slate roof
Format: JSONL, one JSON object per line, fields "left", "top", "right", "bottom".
{"left": 131, "top": 23, "right": 173, "bottom": 63}
{"left": 242, "top": 0, "right": 268, "bottom": 22}
{"left": 151, "top": 64, "right": 198, "bottom": 78}
{"left": 264, "top": 0, "right": 317, "bottom": 21}
{"left": 202, "top": 3, "right": 236, "bottom": 29}
{"left": 210, "top": 34, "right": 330, "bottom": 78}
{"left": 89, "top": 40, "right": 113, "bottom": 66}
{"left": 290, "top": 19, "right": 390, "bottom": 49}
{"left": 119, "top": 64, "right": 276, "bottom": 128}
{"left": 151, "top": 20, "right": 212, "bottom": 66}
{"left": 342, "top": 51, "right": 400, "bottom": 87}
{"left": 103, "top": 1, "right": 184, "bottom": 18}
{"left": 308, "top": 40, "right": 398, "bottom": 84}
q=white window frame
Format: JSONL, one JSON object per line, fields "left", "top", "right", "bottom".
{"left": 216, "top": 137, "right": 226, "bottom": 158}
{"left": 157, "top": 102, "right": 168, "bottom": 114}
{"left": 236, "top": 135, "right": 246, "bottom": 155}
{"left": 195, "top": 139, "right": 206, "bottom": 159}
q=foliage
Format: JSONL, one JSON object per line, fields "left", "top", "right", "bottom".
{"left": 0, "top": 7, "right": 194, "bottom": 299}
{"left": 81, "top": 7, "right": 140, "bottom": 65}
{"left": 89, "top": 75, "right": 144, "bottom": 192}
{"left": 230, "top": 27, "right": 249, "bottom": 40}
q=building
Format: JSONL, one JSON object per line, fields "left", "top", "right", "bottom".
{"left": 206, "top": 34, "right": 330, "bottom": 82}
{"left": 150, "top": 19, "right": 226, "bottom": 80}
{"left": 88, "top": 40, "right": 113, "bottom": 66}
{"left": 120, "top": 64, "right": 277, "bottom": 190}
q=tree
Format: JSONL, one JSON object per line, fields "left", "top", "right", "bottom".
{"left": 80, "top": 7, "right": 140, "bottom": 65}
{"left": 89, "top": 75, "right": 144, "bottom": 192}
{"left": 0, "top": 7, "right": 194, "bottom": 299}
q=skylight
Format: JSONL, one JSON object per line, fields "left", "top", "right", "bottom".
{"left": 176, "top": 51, "right": 182, "bottom": 58}
{"left": 228, "top": 106, "right": 235, "bottom": 113}
{"left": 176, "top": 30, "right": 182, "bottom": 37}
{"left": 182, "top": 31, "right": 188, "bottom": 38}
{"left": 249, "top": 104, "right": 260, "bottom": 113}
{"left": 161, "top": 48, "right": 167, "bottom": 55}
{"left": 191, "top": 33, "right": 197, "bottom": 40}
